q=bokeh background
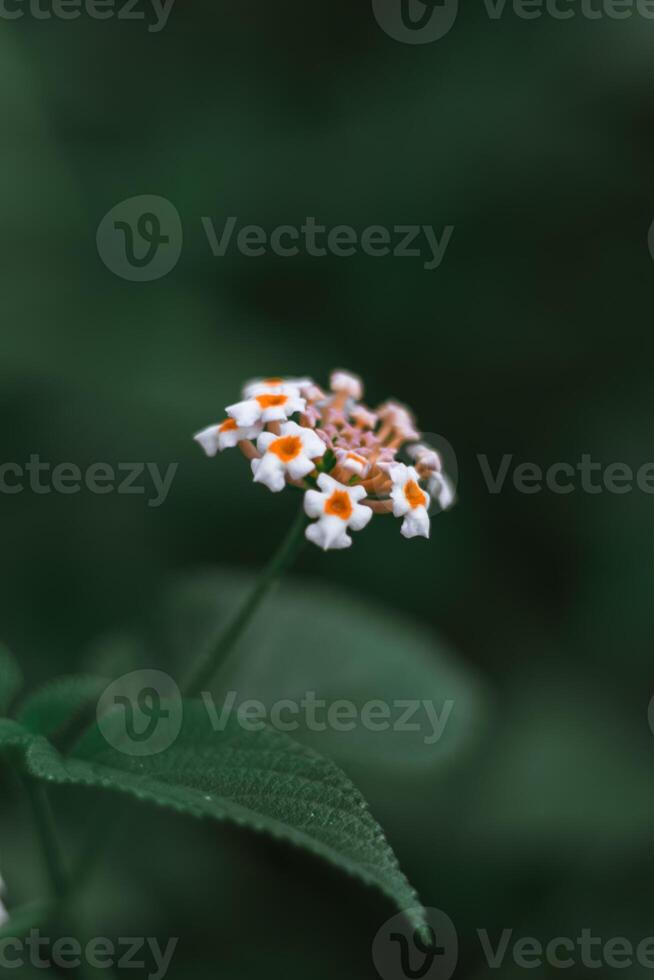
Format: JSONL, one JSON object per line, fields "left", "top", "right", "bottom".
{"left": 2, "top": 2, "right": 654, "bottom": 977}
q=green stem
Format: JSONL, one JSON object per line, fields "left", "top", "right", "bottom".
{"left": 21, "top": 777, "right": 118, "bottom": 980}
{"left": 182, "top": 505, "right": 307, "bottom": 697}
{"left": 22, "top": 778, "right": 68, "bottom": 901}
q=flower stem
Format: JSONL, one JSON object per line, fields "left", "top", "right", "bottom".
{"left": 182, "top": 505, "right": 307, "bottom": 697}
{"left": 21, "top": 776, "right": 120, "bottom": 980}
{"left": 22, "top": 777, "right": 68, "bottom": 901}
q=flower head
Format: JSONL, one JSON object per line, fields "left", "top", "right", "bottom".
{"left": 194, "top": 370, "right": 454, "bottom": 551}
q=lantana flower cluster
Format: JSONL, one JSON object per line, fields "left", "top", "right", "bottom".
{"left": 194, "top": 371, "right": 454, "bottom": 551}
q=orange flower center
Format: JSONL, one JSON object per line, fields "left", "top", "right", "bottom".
{"left": 219, "top": 419, "right": 237, "bottom": 432}
{"left": 263, "top": 377, "right": 283, "bottom": 384}
{"left": 269, "top": 435, "right": 302, "bottom": 463}
{"left": 324, "top": 490, "right": 353, "bottom": 521}
{"left": 256, "top": 393, "right": 288, "bottom": 409}
{"left": 404, "top": 480, "right": 426, "bottom": 509}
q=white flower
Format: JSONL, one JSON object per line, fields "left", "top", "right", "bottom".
{"left": 242, "top": 376, "right": 312, "bottom": 399}
{"left": 428, "top": 471, "right": 456, "bottom": 511}
{"left": 0, "top": 873, "right": 8, "bottom": 928}
{"left": 335, "top": 449, "right": 370, "bottom": 478}
{"left": 351, "top": 405, "right": 378, "bottom": 429}
{"left": 330, "top": 370, "right": 363, "bottom": 401}
{"left": 389, "top": 464, "right": 431, "bottom": 539}
{"left": 194, "top": 419, "right": 262, "bottom": 457}
{"left": 395, "top": 420, "right": 420, "bottom": 442}
{"left": 304, "top": 474, "right": 372, "bottom": 550}
{"left": 378, "top": 401, "right": 414, "bottom": 428}
{"left": 226, "top": 390, "right": 306, "bottom": 428}
{"left": 251, "top": 421, "right": 326, "bottom": 493}
{"left": 408, "top": 443, "right": 442, "bottom": 472}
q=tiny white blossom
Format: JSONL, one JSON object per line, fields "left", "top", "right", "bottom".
{"left": 395, "top": 420, "right": 421, "bottom": 442}
{"left": 227, "top": 390, "right": 306, "bottom": 428}
{"left": 389, "top": 464, "right": 431, "bottom": 539}
{"left": 251, "top": 421, "right": 326, "bottom": 493}
{"left": 242, "top": 377, "right": 310, "bottom": 399}
{"left": 378, "top": 401, "right": 415, "bottom": 428}
{"left": 194, "top": 419, "right": 262, "bottom": 457}
{"left": 408, "top": 444, "right": 442, "bottom": 471}
{"left": 304, "top": 474, "right": 372, "bottom": 550}
{"left": 351, "top": 405, "right": 378, "bottom": 429}
{"left": 335, "top": 449, "right": 370, "bottom": 478}
{"left": 330, "top": 370, "right": 363, "bottom": 401}
{"left": 428, "top": 471, "right": 456, "bottom": 511}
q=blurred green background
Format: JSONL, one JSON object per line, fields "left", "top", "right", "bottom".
{"left": 2, "top": 2, "right": 654, "bottom": 977}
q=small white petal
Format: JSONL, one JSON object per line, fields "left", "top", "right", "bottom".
{"left": 316, "top": 473, "right": 339, "bottom": 494}
{"left": 304, "top": 489, "right": 325, "bottom": 518}
{"left": 256, "top": 431, "right": 278, "bottom": 453}
{"left": 391, "top": 491, "right": 411, "bottom": 517}
{"left": 349, "top": 502, "right": 373, "bottom": 532}
{"left": 193, "top": 425, "right": 221, "bottom": 457}
{"left": 251, "top": 456, "right": 286, "bottom": 493}
{"left": 306, "top": 516, "right": 352, "bottom": 551}
{"left": 401, "top": 507, "right": 430, "bottom": 539}
{"left": 301, "top": 428, "right": 327, "bottom": 459}
{"left": 349, "top": 484, "right": 368, "bottom": 503}
{"left": 429, "top": 472, "right": 456, "bottom": 511}
{"left": 287, "top": 454, "right": 315, "bottom": 481}
{"left": 227, "top": 399, "right": 261, "bottom": 428}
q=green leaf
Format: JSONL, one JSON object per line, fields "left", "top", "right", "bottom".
{"left": 17, "top": 675, "right": 108, "bottom": 740}
{"left": 158, "top": 571, "right": 488, "bottom": 775}
{"left": 316, "top": 448, "right": 337, "bottom": 473}
{"left": 0, "top": 646, "right": 22, "bottom": 715}
{"left": 22, "top": 704, "right": 427, "bottom": 936}
{"left": 0, "top": 718, "right": 34, "bottom": 752}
